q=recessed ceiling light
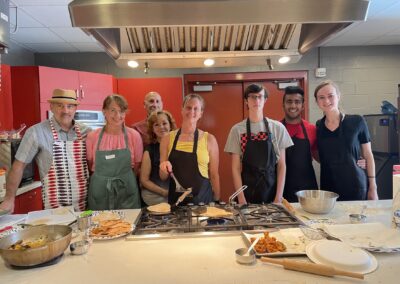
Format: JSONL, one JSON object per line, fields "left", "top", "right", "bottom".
{"left": 278, "top": 56, "right": 291, "bottom": 64}
{"left": 128, "top": 60, "right": 139, "bottom": 68}
{"left": 204, "top": 58, "right": 215, "bottom": 67}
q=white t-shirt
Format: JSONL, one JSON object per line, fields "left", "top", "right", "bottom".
{"left": 224, "top": 118, "right": 293, "bottom": 162}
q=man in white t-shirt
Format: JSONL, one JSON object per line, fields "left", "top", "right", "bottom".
{"left": 224, "top": 84, "right": 293, "bottom": 204}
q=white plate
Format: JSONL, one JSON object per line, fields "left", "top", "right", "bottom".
{"left": 25, "top": 206, "right": 76, "bottom": 225}
{"left": 242, "top": 228, "right": 312, "bottom": 256}
{"left": 306, "top": 240, "right": 378, "bottom": 274}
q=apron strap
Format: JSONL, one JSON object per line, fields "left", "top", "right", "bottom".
{"left": 246, "top": 118, "right": 270, "bottom": 141}
{"left": 172, "top": 128, "right": 199, "bottom": 153}
{"left": 95, "top": 126, "right": 129, "bottom": 151}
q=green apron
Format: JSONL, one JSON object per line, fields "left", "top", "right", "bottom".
{"left": 88, "top": 127, "right": 141, "bottom": 210}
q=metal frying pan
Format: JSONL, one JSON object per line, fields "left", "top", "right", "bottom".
{"left": 0, "top": 225, "right": 72, "bottom": 267}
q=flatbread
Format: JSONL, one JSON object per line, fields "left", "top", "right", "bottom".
{"left": 201, "top": 207, "right": 233, "bottom": 218}
{"left": 147, "top": 203, "right": 171, "bottom": 213}
{"left": 90, "top": 220, "right": 132, "bottom": 237}
{"left": 92, "top": 212, "right": 121, "bottom": 222}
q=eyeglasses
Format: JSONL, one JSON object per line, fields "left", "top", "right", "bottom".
{"left": 248, "top": 94, "right": 264, "bottom": 101}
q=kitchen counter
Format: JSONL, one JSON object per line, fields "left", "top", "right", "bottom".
{"left": 0, "top": 181, "right": 42, "bottom": 202}
{"left": 1, "top": 200, "right": 400, "bottom": 284}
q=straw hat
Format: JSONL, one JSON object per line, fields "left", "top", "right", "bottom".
{"left": 48, "top": 89, "right": 79, "bottom": 105}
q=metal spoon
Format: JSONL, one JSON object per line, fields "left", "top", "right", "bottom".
{"left": 246, "top": 236, "right": 261, "bottom": 255}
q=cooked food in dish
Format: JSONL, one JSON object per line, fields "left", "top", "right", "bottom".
{"left": 147, "top": 202, "right": 171, "bottom": 213}
{"left": 201, "top": 206, "right": 233, "bottom": 218}
{"left": 92, "top": 211, "right": 121, "bottom": 222}
{"left": 250, "top": 232, "right": 286, "bottom": 253}
{"left": 8, "top": 235, "right": 48, "bottom": 250}
{"left": 90, "top": 220, "right": 132, "bottom": 237}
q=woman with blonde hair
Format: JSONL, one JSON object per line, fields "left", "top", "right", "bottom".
{"left": 86, "top": 94, "right": 143, "bottom": 209}
{"left": 159, "top": 94, "right": 220, "bottom": 204}
{"left": 140, "top": 110, "right": 177, "bottom": 206}
{"left": 314, "top": 80, "right": 378, "bottom": 201}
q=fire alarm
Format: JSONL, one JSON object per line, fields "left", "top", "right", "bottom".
{"left": 315, "top": 68, "right": 327, "bottom": 78}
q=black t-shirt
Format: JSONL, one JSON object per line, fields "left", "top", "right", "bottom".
{"left": 317, "top": 114, "right": 370, "bottom": 162}
{"left": 144, "top": 143, "right": 169, "bottom": 190}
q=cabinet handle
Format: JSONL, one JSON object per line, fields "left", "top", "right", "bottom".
{"left": 75, "top": 89, "right": 80, "bottom": 99}
{"left": 80, "top": 85, "right": 85, "bottom": 99}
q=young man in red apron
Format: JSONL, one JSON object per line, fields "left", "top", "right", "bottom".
{"left": 281, "top": 86, "right": 318, "bottom": 202}
{"left": 224, "top": 84, "right": 293, "bottom": 204}
{"left": 0, "top": 89, "right": 90, "bottom": 212}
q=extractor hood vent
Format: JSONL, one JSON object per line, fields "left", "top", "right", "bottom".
{"left": 69, "top": 0, "right": 370, "bottom": 69}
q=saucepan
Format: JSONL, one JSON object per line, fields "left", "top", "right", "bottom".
{"left": 0, "top": 225, "right": 72, "bottom": 266}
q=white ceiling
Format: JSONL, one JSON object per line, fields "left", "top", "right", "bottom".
{"left": 7, "top": 0, "right": 400, "bottom": 54}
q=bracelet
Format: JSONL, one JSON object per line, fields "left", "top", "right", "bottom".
{"left": 368, "top": 176, "right": 375, "bottom": 178}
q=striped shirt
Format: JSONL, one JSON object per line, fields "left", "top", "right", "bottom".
{"left": 15, "top": 118, "right": 91, "bottom": 179}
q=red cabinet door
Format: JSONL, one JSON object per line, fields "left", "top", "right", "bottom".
{"left": 38, "top": 66, "right": 80, "bottom": 103}
{"left": 78, "top": 71, "right": 113, "bottom": 106}
{"left": 14, "top": 187, "right": 43, "bottom": 214}
{"left": 0, "top": 65, "right": 13, "bottom": 130}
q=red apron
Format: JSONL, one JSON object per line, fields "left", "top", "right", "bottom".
{"left": 42, "top": 120, "right": 89, "bottom": 211}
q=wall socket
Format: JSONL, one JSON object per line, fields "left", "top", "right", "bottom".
{"left": 315, "top": 67, "right": 327, "bottom": 78}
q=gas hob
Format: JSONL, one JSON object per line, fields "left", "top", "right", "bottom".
{"left": 130, "top": 203, "right": 301, "bottom": 240}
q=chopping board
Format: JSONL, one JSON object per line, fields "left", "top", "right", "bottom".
{"left": 25, "top": 207, "right": 76, "bottom": 225}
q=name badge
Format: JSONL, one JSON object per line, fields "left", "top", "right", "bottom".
{"left": 105, "top": 154, "right": 116, "bottom": 160}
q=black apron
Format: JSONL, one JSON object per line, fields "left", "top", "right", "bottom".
{"left": 317, "top": 114, "right": 367, "bottom": 201}
{"left": 168, "top": 129, "right": 213, "bottom": 205}
{"left": 241, "top": 118, "right": 277, "bottom": 204}
{"left": 282, "top": 120, "right": 318, "bottom": 202}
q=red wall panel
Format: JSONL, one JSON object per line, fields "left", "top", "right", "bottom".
{"left": 117, "top": 77, "right": 183, "bottom": 127}
{"left": 0, "top": 65, "right": 13, "bottom": 130}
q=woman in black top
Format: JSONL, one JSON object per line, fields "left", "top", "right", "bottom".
{"left": 140, "top": 110, "right": 177, "bottom": 206}
{"left": 314, "top": 80, "right": 378, "bottom": 201}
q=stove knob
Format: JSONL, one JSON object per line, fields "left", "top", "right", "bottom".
{"left": 219, "top": 201, "right": 226, "bottom": 206}
{"left": 198, "top": 202, "right": 205, "bottom": 206}
{"left": 187, "top": 203, "right": 194, "bottom": 206}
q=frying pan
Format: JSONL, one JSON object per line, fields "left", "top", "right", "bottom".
{"left": 0, "top": 225, "right": 72, "bottom": 267}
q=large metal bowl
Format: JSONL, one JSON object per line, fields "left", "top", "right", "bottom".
{"left": 0, "top": 225, "right": 72, "bottom": 267}
{"left": 296, "top": 190, "right": 339, "bottom": 214}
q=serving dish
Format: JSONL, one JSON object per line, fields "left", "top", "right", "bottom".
{"left": 242, "top": 228, "right": 311, "bottom": 257}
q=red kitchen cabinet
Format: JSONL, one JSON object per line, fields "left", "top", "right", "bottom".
{"left": 0, "top": 64, "right": 13, "bottom": 130}
{"left": 14, "top": 187, "right": 43, "bottom": 214}
{"left": 11, "top": 66, "right": 113, "bottom": 129}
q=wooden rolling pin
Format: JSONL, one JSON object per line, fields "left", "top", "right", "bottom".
{"left": 282, "top": 198, "right": 295, "bottom": 213}
{"left": 260, "top": 257, "right": 364, "bottom": 280}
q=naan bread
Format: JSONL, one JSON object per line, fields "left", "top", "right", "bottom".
{"left": 201, "top": 207, "right": 233, "bottom": 218}
{"left": 147, "top": 202, "right": 171, "bottom": 213}
{"left": 92, "top": 211, "right": 121, "bottom": 222}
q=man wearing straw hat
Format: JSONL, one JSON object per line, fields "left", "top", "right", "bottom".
{"left": 0, "top": 89, "right": 91, "bottom": 213}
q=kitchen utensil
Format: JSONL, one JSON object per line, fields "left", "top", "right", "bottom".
{"left": 296, "top": 190, "right": 339, "bottom": 214}
{"left": 0, "top": 225, "right": 72, "bottom": 266}
{"left": 173, "top": 188, "right": 193, "bottom": 208}
{"left": 299, "top": 225, "right": 325, "bottom": 240}
{"left": 70, "top": 240, "right": 90, "bottom": 255}
{"left": 260, "top": 257, "right": 364, "bottom": 279}
{"left": 349, "top": 205, "right": 367, "bottom": 224}
{"left": 235, "top": 247, "right": 256, "bottom": 265}
{"left": 282, "top": 198, "right": 295, "bottom": 213}
{"left": 77, "top": 213, "right": 92, "bottom": 241}
{"left": 306, "top": 239, "right": 378, "bottom": 274}
{"left": 246, "top": 236, "right": 261, "bottom": 255}
{"left": 228, "top": 185, "right": 248, "bottom": 205}
{"left": 170, "top": 172, "right": 191, "bottom": 193}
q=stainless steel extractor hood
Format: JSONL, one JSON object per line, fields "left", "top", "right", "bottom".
{"left": 69, "top": 0, "right": 370, "bottom": 69}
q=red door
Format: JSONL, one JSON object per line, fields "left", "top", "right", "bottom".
{"left": 38, "top": 66, "right": 79, "bottom": 103}
{"left": 191, "top": 83, "right": 244, "bottom": 201}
